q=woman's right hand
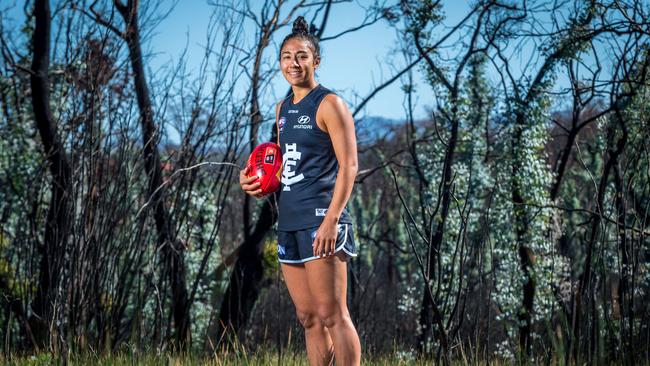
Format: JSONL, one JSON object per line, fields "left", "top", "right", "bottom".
{"left": 240, "top": 166, "right": 263, "bottom": 198}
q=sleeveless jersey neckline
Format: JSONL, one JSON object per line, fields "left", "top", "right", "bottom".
{"left": 290, "top": 84, "right": 321, "bottom": 106}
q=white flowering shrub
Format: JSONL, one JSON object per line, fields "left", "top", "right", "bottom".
{"left": 177, "top": 178, "right": 223, "bottom": 342}
{"left": 489, "top": 93, "right": 573, "bottom": 354}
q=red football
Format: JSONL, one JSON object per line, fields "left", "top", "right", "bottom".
{"left": 246, "top": 142, "right": 283, "bottom": 195}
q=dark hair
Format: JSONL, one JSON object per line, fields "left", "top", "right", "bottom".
{"left": 279, "top": 16, "right": 321, "bottom": 60}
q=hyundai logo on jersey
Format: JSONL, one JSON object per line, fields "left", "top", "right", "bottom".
{"left": 297, "top": 115, "right": 310, "bottom": 124}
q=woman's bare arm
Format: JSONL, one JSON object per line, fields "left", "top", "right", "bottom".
{"left": 312, "top": 94, "right": 358, "bottom": 256}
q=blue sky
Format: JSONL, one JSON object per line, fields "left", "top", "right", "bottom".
{"left": 146, "top": 1, "right": 470, "bottom": 121}
{"left": 2, "top": 0, "right": 591, "bottom": 123}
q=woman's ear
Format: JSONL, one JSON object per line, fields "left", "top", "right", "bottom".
{"left": 314, "top": 56, "right": 321, "bottom": 70}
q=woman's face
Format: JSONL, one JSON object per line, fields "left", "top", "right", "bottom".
{"left": 280, "top": 37, "right": 319, "bottom": 87}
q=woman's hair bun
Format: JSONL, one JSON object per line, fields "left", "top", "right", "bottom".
{"left": 292, "top": 16, "right": 310, "bottom": 35}
{"left": 279, "top": 15, "right": 321, "bottom": 60}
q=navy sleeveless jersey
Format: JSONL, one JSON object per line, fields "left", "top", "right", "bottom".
{"left": 277, "top": 84, "right": 353, "bottom": 231}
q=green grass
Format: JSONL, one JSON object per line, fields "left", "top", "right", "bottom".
{"left": 0, "top": 351, "right": 452, "bottom": 366}
{"left": 12, "top": 351, "right": 639, "bottom": 366}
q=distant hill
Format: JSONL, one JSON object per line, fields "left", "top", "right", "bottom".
{"left": 355, "top": 116, "right": 406, "bottom": 145}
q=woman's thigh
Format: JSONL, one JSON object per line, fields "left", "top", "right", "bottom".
{"left": 304, "top": 252, "right": 349, "bottom": 311}
{"left": 281, "top": 262, "right": 315, "bottom": 314}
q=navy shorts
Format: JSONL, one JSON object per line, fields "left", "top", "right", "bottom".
{"left": 277, "top": 223, "right": 357, "bottom": 264}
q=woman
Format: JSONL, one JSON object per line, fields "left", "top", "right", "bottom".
{"left": 239, "top": 16, "right": 361, "bottom": 366}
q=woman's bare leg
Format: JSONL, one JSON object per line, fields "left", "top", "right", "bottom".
{"left": 305, "top": 252, "right": 361, "bottom": 366}
{"left": 281, "top": 263, "right": 334, "bottom": 365}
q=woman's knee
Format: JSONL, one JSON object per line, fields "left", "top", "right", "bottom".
{"left": 315, "top": 305, "right": 349, "bottom": 329}
{"left": 295, "top": 308, "right": 319, "bottom": 329}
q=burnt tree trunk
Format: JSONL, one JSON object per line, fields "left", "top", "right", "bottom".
{"left": 218, "top": 12, "right": 279, "bottom": 341}
{"left": 613, "top": 163, "right": 632, "bottom": 355}
{"left": 113, "top": 0, "right": 190, "bottom": 349}
{"left": 28, "top": 0, "right": 73, "bottom": 351}
{"left": 416, "top": 115, "right": 457, "bottom": 355}
{"left": 217, "top": 194, "right": 277, "bottom": 340}
{"left": 511, "top": 115, "right": 535, "bottom": 354}
{"left": 571, "top": 50, "right": 649, "bottom": 359}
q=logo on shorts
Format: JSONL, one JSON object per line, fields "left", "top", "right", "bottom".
{"left": 278, "top": 117, "right": 286, "bottom": 133}
{"left": 278, "top": 244, "right": 286, "bottom": 256}
{"left": 315, "top": 208, "right": 328, "bottom": 216}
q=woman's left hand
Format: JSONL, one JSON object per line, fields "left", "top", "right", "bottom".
{"left": 313, "top": 219, "right": 338, "bottom": 257}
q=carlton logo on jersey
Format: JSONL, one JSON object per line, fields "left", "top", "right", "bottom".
{"left": 294, "top": 115, "right": 312, "bottom": 129}
{"left": 282, "top": 143, "right": 304, "bottom": 191}
{"left": 278, "top": 117, "right": 286, "bottom": 133}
